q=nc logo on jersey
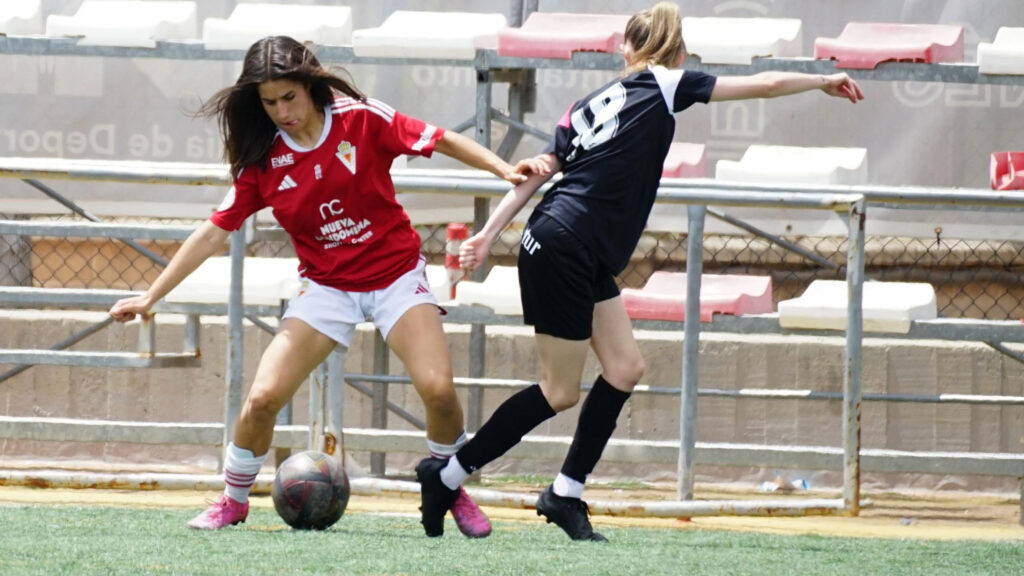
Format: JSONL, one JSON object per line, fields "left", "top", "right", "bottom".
{"left": 319, "top": 199, "right": 344, "bottom": 220}
{"left": 271, "top": 153, "right": 294, "bottom": 169}
{"left": 336, "top": 141, "right": 357, "bottom": 175}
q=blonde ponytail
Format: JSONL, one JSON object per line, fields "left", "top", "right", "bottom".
{"left": 623, "top": 2, "right": 684, "bottom": 74}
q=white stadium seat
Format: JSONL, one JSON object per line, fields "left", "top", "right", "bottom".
{"left": 778, "top": 280, "right": 938, "bottom": 334}
{"left": 0, "top": 0, "right": 43, "bottom": 35}
{"left": 682, "top": 17, "right": 803, "bottom": 64}
{"left": 712, "top": 145, "right": 868, "bottom": 237}
{"left": 452, "top": 265, "right": 521, "bottom": 315}
{"left": 46, "top": 1, "right": 197, "bottom": 48}
{"left": 716, "top": 145, "right": 868, "bottom": 185}
{"left": 352, "top": 11, "right": 506, "bottom": 60}
{"left": 165, "top": 256, "right": 300, "bottom": 307}
{"left": 978, "top": 27, "right": 1024, "bottom": 75}
{"left": 202, "top": 3, "right": 352, "bottom": 50}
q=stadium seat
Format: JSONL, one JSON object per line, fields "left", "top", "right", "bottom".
{"left": 978, "top": 27, "right": 1024, "bottom": 75}
{"left": 0, "top": 0, "right": 43, "bottom": 35}
{"left": 990, "top": 151, "right": 1024, "bottom": 190}
{"left": 352, "top": 11, "right": 506, "bottom": 60}
{"left": 777, "top": 280, "right": 937, "bottom": 334}
{"left": 711, "top": 145, "right": 868, "bottom": 237}
{"left": 424, "top": 264, "right": 455, "bottom": 305}
{"left": 681, "top": 17, "right": 802, "bottom": 64}
{"left": 497, "top": 12, "right": 630, "bottom": 59}
{"left": 202, "top": 4, "right": 352, "bottom": 50}
{"left": 452, "top": 265, "right": 521, "bottom": 315}
{"left": 164, "top": 257, "right": 299, "bottom": 307}
{"left": 716, "top": 145, "right": 868, "bottom": 185}
{"left": 814, "top": 22, "right": 964, "bottom": 69}
{"left": 621, "top": 272, "right": 773, "bottom": 323}
{"left": 45, "top": 1, "right": 198, "bottom": 48}
{"left": 662, "top": 142, "right": 707, "bottom": 178}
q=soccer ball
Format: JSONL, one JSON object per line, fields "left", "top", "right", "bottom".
{"left": 272, "top": 450, "right": 350, "bottom": 530}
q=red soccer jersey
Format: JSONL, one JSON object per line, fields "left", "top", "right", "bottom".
{"left": 210, "top": 96, "right": 444, "bottom": 291}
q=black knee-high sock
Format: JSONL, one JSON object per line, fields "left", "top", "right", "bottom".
{"left": 561, "top": 375, "right": 631, "bottom": 483}
{"left": 456, "top": 384, "right": 556, "bottom": 473}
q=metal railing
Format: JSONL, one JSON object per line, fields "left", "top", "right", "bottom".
{"left": 2, "top": 160, "right": 1023, "bottom": 522}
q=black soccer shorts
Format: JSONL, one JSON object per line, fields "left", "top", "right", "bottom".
{"left": 517, "top": 212, "right": 619, "bottom": 340}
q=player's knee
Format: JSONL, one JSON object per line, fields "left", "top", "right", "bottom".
{"left": 605, "top": 355, "right": 645, "bottom": 390}
{"left": 543, "top": 386, "right": 580, "bottom": 412}
{"left": 415, "top": 371, "right": 459, "bottom": 415}
{"left": 242, "top": 388, "right": 285, "bottom": 423}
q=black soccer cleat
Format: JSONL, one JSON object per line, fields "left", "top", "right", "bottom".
{"left": 415, "top": 457, "right": 459, "bottom": 537}
{"left": 535, "top": 485, "right": 608, "bottom": 542}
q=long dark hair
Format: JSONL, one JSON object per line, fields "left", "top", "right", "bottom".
{"left": 200, "top": 36, "right": 365, "bottom": 178}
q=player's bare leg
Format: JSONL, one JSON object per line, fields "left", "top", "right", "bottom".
{"left": 188, "top": 318, "right": 335, "bottom": 530}
{"left": 390, "top": 304, "right": 490, "bottom": 537}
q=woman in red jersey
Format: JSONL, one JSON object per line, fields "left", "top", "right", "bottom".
{"left": 109, "top": 36, "right": 525, "bottom": 537}
{"left": 416, "top": 2, "right": 864, "bottom": 542}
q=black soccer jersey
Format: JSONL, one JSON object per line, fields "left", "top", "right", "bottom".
{"left": 536, "top": 66, "right": 717, "bottom": 274}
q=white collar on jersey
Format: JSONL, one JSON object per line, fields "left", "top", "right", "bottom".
{"left": 278, "top": 104, "right": 333, "bottom": 153}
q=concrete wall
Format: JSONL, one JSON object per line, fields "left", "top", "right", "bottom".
{"left": 1, "top": 310, "right": 1021, "bottom": 493}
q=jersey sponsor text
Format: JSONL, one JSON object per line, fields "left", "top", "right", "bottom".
{"left": 271, "top": 153, "right": 295, "bottom": 168}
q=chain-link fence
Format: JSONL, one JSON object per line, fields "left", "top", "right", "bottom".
{"left": 3, "top": 212, "right": 1023, "bottom": 320}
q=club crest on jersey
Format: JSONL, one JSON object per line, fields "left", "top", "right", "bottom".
{"left": 271, "top": 153, "right": 294, "bottom": 169}
{"left": 336, "top": 141, "right": 357, "bottom": 175}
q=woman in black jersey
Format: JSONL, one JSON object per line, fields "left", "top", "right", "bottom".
{"left": 416, "top": 2, "right": 864, "bottom": 541}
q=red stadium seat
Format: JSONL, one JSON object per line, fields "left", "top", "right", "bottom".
{"left": 662, "top": 142, "right": 706, "bottom": 179}
{"left": 622, "top": 272, "right": 773, "bottom": 323}
{"left": 814, "top": 22, "right": 964, "bottom": 69}
{"left": 990, "top": 151, "right": 1024, "bottom": 190}
{"left": 497, "top": 12, "right": 630, "bottom": 59}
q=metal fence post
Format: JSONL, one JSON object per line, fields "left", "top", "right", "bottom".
{"left": 678, "top": 204, "right": 706, "bottom": 500}
{"left": 221, "top": 227, "right": 245, "bottom": 456}
{"left": 309, "top": 361, "right": 326, "bottom": 451}
{"left": 370, "top": 332, "right": 389, "bottom": 475}
{"left": 466, "top": 54, "right": 494, "bottom": 432}
{"left": 327, "top": 346, "right": 347, "bottom": 467}
{"left": 842, "top": 197, "right": 866, "bottom": 515}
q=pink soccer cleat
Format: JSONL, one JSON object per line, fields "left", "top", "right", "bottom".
{"left": 186, "top": 494, "right": 249, "bottom": 530}
{"left": 450, "top": 486, "right": 492, "bottom": 538}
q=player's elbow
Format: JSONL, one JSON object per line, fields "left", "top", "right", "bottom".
{"left": 758, "top": 74, "right": 789, "bottom": 98}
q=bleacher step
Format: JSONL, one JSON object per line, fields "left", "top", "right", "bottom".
{"left": 0, "top": 350, "right": 200, "bottom": 368}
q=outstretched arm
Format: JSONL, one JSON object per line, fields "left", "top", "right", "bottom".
{"left": 109, "top": 220, "right": 230, "bottom": 322}
{"left": 459, "top": 154, "right": 560, "bottom": 271}
{"left": 710, "top": 72, "right": 864, "bottom": 103}
{"left": 433, "top": 130, "right": 530, "bottom": 185}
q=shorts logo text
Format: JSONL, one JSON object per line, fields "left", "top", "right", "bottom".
{"left": 521, "top": 227, "right": 542, "bottom": 255}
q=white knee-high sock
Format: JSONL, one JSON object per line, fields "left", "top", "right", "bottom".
{"left": 440, "top": 455, "right": 471, "bottom": 491}
{"left": 553, "top": 472, "right": 585, "bottom": 499}
{"left": 223, "top": 442, "right": 267, "bottom": 504}
{"left": 427, "top": 431, "right": 467, "bottom": 460}
{"left": 428, "top": 431, "right": 470, "bottom": 491}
